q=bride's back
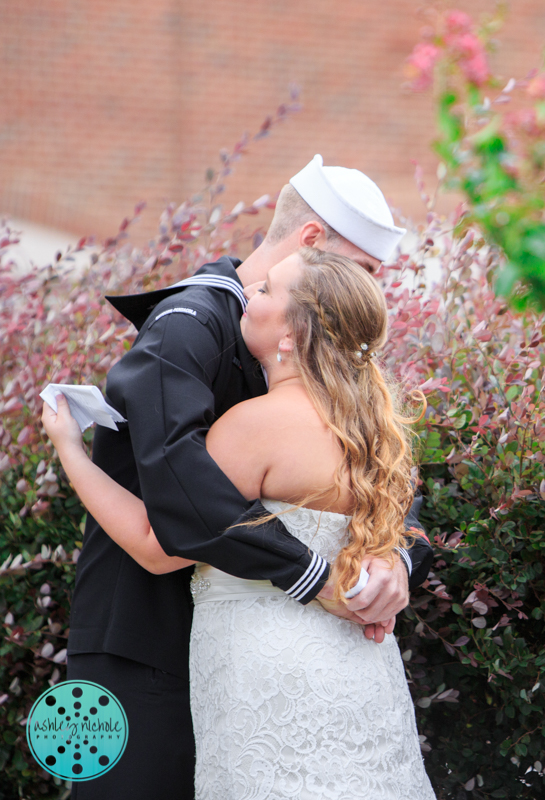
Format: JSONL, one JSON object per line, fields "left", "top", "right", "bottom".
{"left": 250, "top": 384, "right": 352, "bottom": 513}
{"left": 206, "top": 381, "right": 353, "bottom": 515}
{"left": 206, "top": 247, "right": 418, "bottom": 596}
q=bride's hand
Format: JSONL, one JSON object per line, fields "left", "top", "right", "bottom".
{"left": 362, "top": 617, "right": 396, "bottom": 643}
{"left": 41, "top": 395, "right": 83, "bottom": 453}
{"left": 315, "top": 595, "right": 371, "bottom": 627}
{"left": 315, "top": 595, "right": 393, "bottom": 638}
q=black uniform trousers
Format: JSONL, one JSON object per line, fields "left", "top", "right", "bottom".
{"left": 67, "top": 653, "right": 194, "bottom": 800}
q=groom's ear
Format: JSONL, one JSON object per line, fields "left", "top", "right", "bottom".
{"left": 299, "top": 221, "right": 328, "bottom": 250}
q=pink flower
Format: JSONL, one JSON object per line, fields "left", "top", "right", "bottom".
{"left": 460, "top": 52, "right": 489, "bottom": 86}
{"left": 445, "top": 32, "right": 481, "bottom": 58}
{"left": 527, "top": 74, "right": 545, "bottom": 99}
{"left": 505, "top": 109, "right": 540, "bottom": 138}
{"left": 445, "top": 10, "right": 474, "bottom": 34}
{"left": 445, "top": 31, "right": 489, "bottom": 86}
{"left": 405, "top": 42, "right": 441, "bottom": 91}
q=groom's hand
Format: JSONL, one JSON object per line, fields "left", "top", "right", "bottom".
{"left": 316, "top": 556, "right": 409, "bottom": 640}
{"left": 346, "top": 556, "right": 409, "bottom": 625}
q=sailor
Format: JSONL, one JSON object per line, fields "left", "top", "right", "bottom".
{"left": 66, "top": 155, "right": 433, "bottom": 799}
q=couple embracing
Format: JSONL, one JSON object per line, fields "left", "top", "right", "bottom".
{"left": 43, "top": 155, "right": 436, "bottom": 799}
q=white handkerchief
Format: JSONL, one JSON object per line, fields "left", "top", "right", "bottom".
{"left": 344, "top": 566, "right": 370, "bottom": 599}
{"left": 40, "top": 384, "right": 126, "bottom": 433}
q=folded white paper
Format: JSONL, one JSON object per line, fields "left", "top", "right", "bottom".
{"left": 344, "top": 566, "right": 370, "bottom": 599}
{"left": 40, "top": 384, "right": 126, "bottom": 432}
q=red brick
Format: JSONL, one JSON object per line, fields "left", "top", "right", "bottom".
{"left": 0, "top": 1, "right": 543, "bottom": 241}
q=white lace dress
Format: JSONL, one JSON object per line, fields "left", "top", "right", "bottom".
{"left": 189, "top": 500, "right": 435, "bottom": 800}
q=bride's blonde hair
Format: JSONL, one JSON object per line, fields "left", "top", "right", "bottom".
{"left": 288, "top": 247, "right": 424, "bottom": 600}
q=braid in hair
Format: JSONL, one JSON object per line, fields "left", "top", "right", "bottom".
{"left": 286, "top": 247, "right": 425, "bottom": 600}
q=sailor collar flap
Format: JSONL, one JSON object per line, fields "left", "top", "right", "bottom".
{"left": 105, "top": 256, "right": 244, "bottom": 331}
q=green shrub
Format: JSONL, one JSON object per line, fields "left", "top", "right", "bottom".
{"left": 381, "top": 211, "right": 545, "bottom": 798}
{"left": 0, "top": 468, "right": 82, "bottom": 800}
{"left": 399, "top": 10, "right": 545, "bottom": 795}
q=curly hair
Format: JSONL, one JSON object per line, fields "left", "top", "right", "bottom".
{"left": 288, "top": 247, "right": 424, "bottom": 600}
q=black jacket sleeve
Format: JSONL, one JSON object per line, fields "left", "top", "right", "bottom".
{"left": 401, "top": 494, "right": 434, "bottom": 591}
{"left": 106, "top": 303, "right": 329, "bottom": 604}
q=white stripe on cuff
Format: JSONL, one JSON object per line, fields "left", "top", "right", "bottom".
{"left": 287, "top": 553, "right": 328, "bottom": 601}
{"left": 290, "top": 558, "right": 323, "bottom": 601}
{"left": 396, "top": 546, "right": 412, "bottom": 576}
{"left": 285, "top": 553, "right": 317, "bottom": 597}
{"left": 292, "top": 557, "right": 328, "bottom": 601}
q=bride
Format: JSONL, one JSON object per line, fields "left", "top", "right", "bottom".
{"left": 42, "top": 246, "right": 435, "bottom": 799}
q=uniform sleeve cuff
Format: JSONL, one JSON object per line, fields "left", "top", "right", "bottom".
{"left": 396, "top": 546, "right": 412, "bottom": 577}
{"left": 284, "top": 554, "right": 329, "bottom": 604}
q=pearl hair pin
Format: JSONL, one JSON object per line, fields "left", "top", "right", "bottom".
{"left": 355, "top": 343, "right": 375, "bottom": 360}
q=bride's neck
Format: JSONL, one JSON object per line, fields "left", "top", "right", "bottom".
{"left": 263, "top": 359, "right": 303, "bottom": 393}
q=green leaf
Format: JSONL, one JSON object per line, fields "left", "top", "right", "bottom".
{"left": 526, "top": 230, "right": 545, "bottom": 259}
{"left": 437, "top": 92, "right": 463, "bottom": 144}
{"left": 471, "top": 117, "right": 505, "bottom": 153}
{"left": 467, "top": 84, "right": 482, "bottom": 108}
{"left": 494, "top": 261, "right": 520, "bottom": 297}
{"left": 11, "top": 749, "right": 26, "bottom": 771}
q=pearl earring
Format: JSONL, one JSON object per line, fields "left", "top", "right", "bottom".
{"left": 277, "top": 349, "right": 282, "bottom": 362}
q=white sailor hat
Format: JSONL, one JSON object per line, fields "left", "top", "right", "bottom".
{"left": 289, "top": 154, "right": 406, "bottom": 262}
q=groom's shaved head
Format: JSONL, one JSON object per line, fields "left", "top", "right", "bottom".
{"left": 266, "top": 185, "right": 341, "bottom": 245}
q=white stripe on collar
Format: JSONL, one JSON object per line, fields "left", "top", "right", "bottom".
{"left": 168, "top": 274, "right": 247, "bottom": 311}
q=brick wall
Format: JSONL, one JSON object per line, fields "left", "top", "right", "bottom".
{"left": 1, "top": 0, "right": 544, "bottom": 242}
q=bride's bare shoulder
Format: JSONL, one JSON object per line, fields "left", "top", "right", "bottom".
{"left": 210, "top": 393, "right": 277, "bottom": 434}
{"left": 211, "top": 388, "right": 317, "bottom": 437}
{"left": 205, "top": 394, "right": 295, "bottom": 501}
{"left": 206, "top": 387, "right": 340, "bottom": 503}
{"left": 206, "top": 388, "right": 322, "bottom": 469}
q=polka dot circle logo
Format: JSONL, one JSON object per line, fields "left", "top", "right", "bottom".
{"left": 26, "top": 681, "right": 128, "bottom": 781}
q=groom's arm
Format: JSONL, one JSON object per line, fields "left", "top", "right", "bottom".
{"left": 106, "top": 299, "right": 329, "bottom": 603}
{"left": 108, "top": 297, "right": 432, "bottom": 604}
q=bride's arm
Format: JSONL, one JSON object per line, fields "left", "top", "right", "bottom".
{"left": 41, "top": 395, "right": 195, "bottom": 575}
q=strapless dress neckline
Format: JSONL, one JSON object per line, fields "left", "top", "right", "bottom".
{"left": 260, "top": 498, "right": 353, "bottom": 522}
{"left": 190, "top": 499, "right": 352, "bottom": 604}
